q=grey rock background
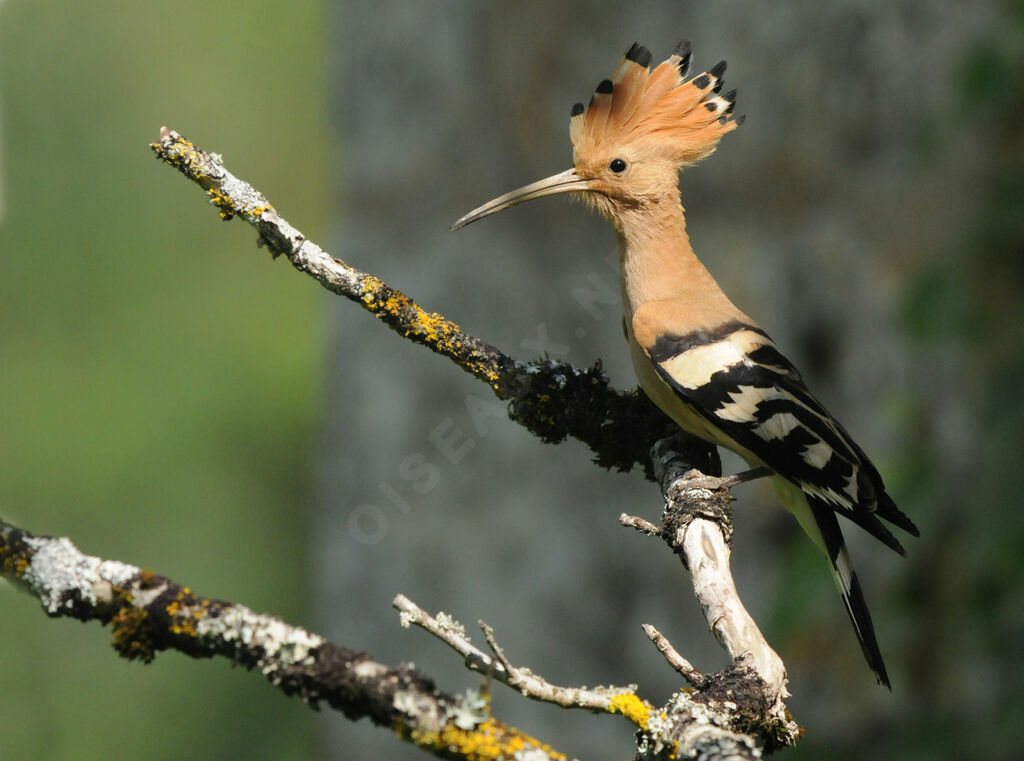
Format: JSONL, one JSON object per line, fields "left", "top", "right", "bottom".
{"left": 317, "top": 2, "right": 1020, "bottom": 759}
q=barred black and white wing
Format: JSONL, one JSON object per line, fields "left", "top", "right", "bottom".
{"left": 638, "top": 317, "right": 920, "bottom": 688}
{"left": 646, "top": 319, "right": 917, "bottom": 550}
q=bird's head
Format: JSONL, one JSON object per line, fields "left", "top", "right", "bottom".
{"left": 451, "top": 41, "right": 742, "bottom": 232}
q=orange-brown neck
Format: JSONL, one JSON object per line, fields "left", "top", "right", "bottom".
{"left": 612, "top": 191, "right": 729, "bottom": 313}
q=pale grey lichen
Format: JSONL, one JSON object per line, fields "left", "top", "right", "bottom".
{"left": 435, "top": 611, "right": 467, "bottom": 640}
{"left": 21, "top": 536, "right": 138, "bottom": 614}
{"left": 448, "top": 688, "right": 488, "bottom": 730}
{"left": 514, "top": 749, "right": 555, "bottom": 761}
{"left": 637, "top": 690, "right": 763, "bottom": 760}
{"left": 393, "top": 688, "right": 445, "bottom": 733}
{"left": 352, "top": 660, "right": 388, "bottom": 680}
{"left": 196, "top": 605, "right": 324, "bottom": 678}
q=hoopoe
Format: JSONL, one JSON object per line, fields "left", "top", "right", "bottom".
{"left": 452, "top": 41, "right": 919, "bottom": 688}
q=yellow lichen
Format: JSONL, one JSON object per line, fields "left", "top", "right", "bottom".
{"left": 246, "top": 204, "right": 273, "bottom": 218}
{"left": 166, "top": 588, "right": 209, "bottom": 637}
{"left": 607, "top": 693, "right": 653, "bottom": 728}
{"left": 357, "top": 274, "right": 503, "bottom": 391}
{"left": 207, "top": 188, "right": 236, "bottom": 220}
{"left": 396, "top": 717, "right": 566, "bottom": 761}
{"left": 151, "top": 134, "right": 211, "bottom": 184}
{"left": 111, "top": 606, "right": 156, "bottom": 663}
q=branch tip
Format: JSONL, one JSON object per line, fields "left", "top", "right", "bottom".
{"left": 620, "top": 512, "right": 662, "bottom": 536}
{"left": 642, "top": 623, "right": 706, "bottom": 688}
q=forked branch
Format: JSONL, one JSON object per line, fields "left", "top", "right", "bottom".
{"left": 617, "top": 436, "right": 800, "bottom": 756}
{"left": 391, "top": 437, "right": 800, "bottom": 758}
{"left": 393, "top": 594, "right": 644, "bottom": 715}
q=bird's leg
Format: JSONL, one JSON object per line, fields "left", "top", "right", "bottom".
{"left": 650, "top": 428, "right": 721, "bottom": 490}
{"left": 651, "top": 431, "right": 769, "bottom": 496}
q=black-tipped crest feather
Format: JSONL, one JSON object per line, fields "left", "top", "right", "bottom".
{"left": 674, "top": 39, "right": 693, "bottom": 77}
{"left": 570, "top": 41, "right": 742, "bottom": 169}
{"left": 626, "top": 44, "right": 652, "bottom": 68}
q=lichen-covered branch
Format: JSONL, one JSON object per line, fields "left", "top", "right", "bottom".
{"left": 150, "top": 127, "right": 719, "bottom": 480}
{"left": 0, "top": 520, "right": 568, "bottom": 761}
{"left": 147, "top": 128, "right": 801, "bottom": 758}
{"left": 616, "top": 436, "right": 803, "bottom": 758}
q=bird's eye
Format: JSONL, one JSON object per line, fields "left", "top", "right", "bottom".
{"left": 609, "top": 158, "right": 627, "bottom": 174}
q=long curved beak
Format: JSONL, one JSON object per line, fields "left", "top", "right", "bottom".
{"left": 450, "top": 168, "right": 594, "bottom": 231}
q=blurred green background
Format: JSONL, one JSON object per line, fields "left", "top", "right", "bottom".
{"left": 2, "top": 2, "right": 1023, "bottom": 761}
{"left": 0, "top": 1, "right": 325, "bottom": 758}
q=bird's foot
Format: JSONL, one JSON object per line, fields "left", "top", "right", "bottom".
{"left": 722, "top": 466, "right": 772, "bottom": 488}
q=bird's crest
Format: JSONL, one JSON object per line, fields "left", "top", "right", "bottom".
{"left": 569, "top": 41, "right": 742, "bottom": 167}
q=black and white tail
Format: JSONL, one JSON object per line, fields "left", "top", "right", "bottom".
{"left": 810, "top": 501, "right": 891, "bottom": 688}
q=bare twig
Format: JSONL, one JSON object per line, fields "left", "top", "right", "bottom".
{"left": 0, "top": 520, "right": 567, "bottom": 761}
{"left": 393, "top": 594, "right": 507, "bottom": 678}
{"left": 394, "top": 594, "right": 644, "bottom": 718}
{"left": 642, "top": 623, "right": 705, "bottom": 688}
{"left": 478, "top": 621, "right": 639, "bottom": 712}
{"left": 619, "top": 513, "right": 661, "bottom": 536}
